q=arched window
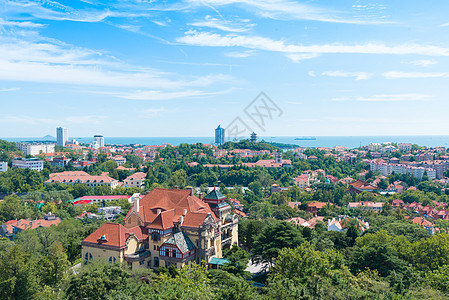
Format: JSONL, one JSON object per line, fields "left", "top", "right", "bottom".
{"left": 108, "top": 256, "right": 116, "bottom": 264}
{"left": 154, "top": 257, "right": 159, "bottom": 268}
{"left": 84, "top": 252, "right": 93, "bottom": 263}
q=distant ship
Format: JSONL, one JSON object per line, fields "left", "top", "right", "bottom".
{"left": 295, "top": 136, "right": 317, "bottom": 141}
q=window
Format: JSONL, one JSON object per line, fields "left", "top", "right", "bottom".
{"left": 154, "top": 257, "right": 159, "bottom": 268}
{"left": 152, "top": 232, "right": 160, "bottom": 242}
{"left": 154, "top": 245, "right": 156, "bottom": 250}
{"left": 172, "top": 250, "right": 176, "bottom": 257}
{"left": 165, "top": 249, "right": 169, "bottom": 257}
{"left": 84, "top": 252, "right": 93, "bottom": 263}
{"left": 108, "top": 256, "right": 116, "bottom": 264}
{"left": 139, "top": 260, "right": 145, "bottom": 265}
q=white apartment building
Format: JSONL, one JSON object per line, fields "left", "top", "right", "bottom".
{"left": 0, "top": 162, "right": 8, "bottom": 172}
{"left": 370, "top": 161, "right": 436, "bottom": 180}
{"left": 12, "top": 157, "right": 44, "bottom": 171}
{"left": 367, "top": 143, "right": 383, "bottom": 152}
{"left": 16, "top": 143, "right": 55, "bottom": 156}
{"left": 398, "top": 143, "right": 412, "bottom": 152}
{"left": 56, "top": 127, "right": 68, "bottom": 147}
{"left": 93, "top": 134, "right": 104, "bottom": 148}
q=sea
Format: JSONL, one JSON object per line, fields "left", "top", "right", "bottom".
{"left": 3, "top": 136, "right": 449, "bottom": 149}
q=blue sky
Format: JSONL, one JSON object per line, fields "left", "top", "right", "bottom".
{"left": 1, "top": 0, "right": 449, "bottom": 138}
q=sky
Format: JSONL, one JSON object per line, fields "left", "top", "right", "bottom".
{"left": 1, "top": 0, "right": 449, "bottom": 138}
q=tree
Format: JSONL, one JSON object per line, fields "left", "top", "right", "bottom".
{"left": 0, "top": 245, "right": 39, "bottom": 300}
{"left": 252, "top": 221, "right": 303, "bottom": 266}
{"left": 40, "top": 241, "right": 71, "bottom": 286}
{"left": 222, "top": 246, "right": 250, "bottom": 278}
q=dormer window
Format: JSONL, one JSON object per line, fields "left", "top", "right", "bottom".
{"left": 100, "top": 234, "right": 107, "bottom": 241}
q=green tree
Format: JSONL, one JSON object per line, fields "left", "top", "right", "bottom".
{"left": 252, "top": 221, "right": 303, "bottom": 266}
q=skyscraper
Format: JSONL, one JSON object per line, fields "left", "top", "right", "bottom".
{"left": 56, "top": 127, "right": 68, "bottom": 146}
{"left": 215, "top": 125, "right": 225, "bottom": 145}
{"left": 93, "top": 134, "right": 105, "bottom": 148}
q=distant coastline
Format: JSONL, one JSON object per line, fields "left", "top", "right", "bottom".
{"left": 3, "top": 136, "right": 449, "bottom": 149}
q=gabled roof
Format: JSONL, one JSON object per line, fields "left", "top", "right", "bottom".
{"left": 132, "top": 188, "right": 216, "bottom": 229}
{"left": 204, "top": 189, "right": 226, "bottom": 201}
{"left": 82, "top": 222, "right": 146, "bottom": 248}
{"left": 163, "top": 232, "right": 196, "bottom": 253}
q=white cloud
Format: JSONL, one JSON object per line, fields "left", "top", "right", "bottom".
{"left": 383, "top": 71, "right": 449, "bottom": 79}
{"left": 189, "top": 15, "right": 254, "bottom": 32}
{"left": 117, "top": 89, "right": 231, "bottom": 101}
{"left": 406, "top": 59, "right": 438, "bottom": 67}
{"left": 0, "top": 88, "right": 20, "bottom": 92}
{"left": 177, "top": 31, "right": 449, "bottom": 57}
{"left": 331, "top": 97, "right": 351, "bottom": 102}
{"left": 308, "top": 71, "right": 316, "bottom": 77}
{"left": 0, "top": 18, "right": 45, "bottom": 28}
{"left": 0, "top": 115, "right": 58, "bottom": 125}
{"left": 225, "top": 50, "right": 256, "bottom": 58}
{"left": 65, "top": 115, "right": 106, "bottom": 124}
{"left": 356, "top": 94, "right": 432, "bottom": 102}
{"left": 0, "top": 37, "right": 233, "bottom": 91}
{"left": 322, "top": 70, "right": 371, "bottom": 80}
{"left": 286, "top": 53, "right": 319, "bottom": 63}
{"left": 185, "top": 0, "right": 391, "bottom": 24}
{"left": 139, "top": 108, "right": 166, "bottom": 118}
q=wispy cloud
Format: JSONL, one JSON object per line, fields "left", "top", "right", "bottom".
{"left": 117, "top": 89, "right": 232, "bottom": 101}
{"left": 185, "top": 0, "right": 391, "bottom": 24}
{"left": 322, "top": 70, "right": 371, "bottom": 80}
{"left": 139, "top": 108, "right": 166, "bottom": 118}
{"left": 383, "top": 71, "right": 449, "bottom": 79}
{"left": 189, "top": 15, "right": 254, "bottom": 32}
{"left": 356, "top": 94, "right": 432, "bottom": 102}
{"left": 177, "top": 31, "right": 449, "bottom": 57}
{"left": 65, "top": 115, "right": 106, "bottom": 124}
{"left": 406, "top": 59, "right": 438, "bottom": 67}
{"left": 0, "top": 87, "right": 20, "bottom": 92}
{"left": 0, "top": 115, "right": 58, "bottom": 125}
{"left": 0, "top": 18, "right": 45, "bottom": 28}
{"left": 286, "top": 53, "right": 319, "bottom": 63}
{"left": 225, "top": 50, "right": 256, "bottom": 58}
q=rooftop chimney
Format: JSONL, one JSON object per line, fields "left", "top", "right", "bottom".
{"left": 187, "top": 187, "right": 194, "bottom": 196}
{"left": 199, "top": 193, "right": 204, "bottom": 200}
{"left": 134, "top": 197, "right": 140, "bottom": 213}
{"left": 157, "top": 209, "right": 161, "bottom": 215}
{"left": 179, "top": 215, "right": 184, "bottom": 225}
{"left": 183, "top": 209, "right": 187, "bottom": 216}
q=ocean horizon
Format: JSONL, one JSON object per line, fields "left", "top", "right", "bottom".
{"left": 3, "top": 136, "right": 449, "bottom": 149}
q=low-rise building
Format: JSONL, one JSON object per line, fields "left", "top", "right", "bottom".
{"left": 16, "top": 142, "right": 55, "bottom": 156}
{"left": 12, "top": 157, "right": 44, "bottom": 171}
{"left": 0, "top": 213, "right": 61, "bottom": 240}
{"left": 124, "top": 172, "right": 146, "bottom": 189}
{"left": 347, "top": 201, "right": 384, "bottom": 212}
{"left": 0, "top": 161, "right": 7, "bottom": 172}
{"left": 45, "top": 171, "right": 119, "bottom": 189}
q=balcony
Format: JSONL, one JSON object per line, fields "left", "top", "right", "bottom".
{"left": 206, "top": 246, "right": 216, "bottom": 257}
{"left": 125, "top": 250, "right": 151, "bottom": 262}
{"left": 221, "top": 237, "right": 232, "bottom": 247}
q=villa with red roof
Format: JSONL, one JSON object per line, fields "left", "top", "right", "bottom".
{"left": 123, "top": 172, "right": 146, "bottom": 189}
{"left": 45, "top": 171, "right": 119, "bottom": 190}
{"left": 81, "top": 188, "right": 238, "bottom": 270}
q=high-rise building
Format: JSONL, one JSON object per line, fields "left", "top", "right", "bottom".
{"left": 215, "top": 125, "right": 225, "bottom": 145}
{"left": 93, "top": 134, "right": 105, "bottom": 148}
{"left": 56, "top": 127, "right": 68, "bottom": 146}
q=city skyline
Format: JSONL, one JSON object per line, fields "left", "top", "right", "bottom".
{"left": 1, "top": 1, "right": 449, "bottom": 137}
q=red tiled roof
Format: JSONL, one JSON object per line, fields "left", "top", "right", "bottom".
{"left": 82, "top": 222, "right": 146, "bottom": 248}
